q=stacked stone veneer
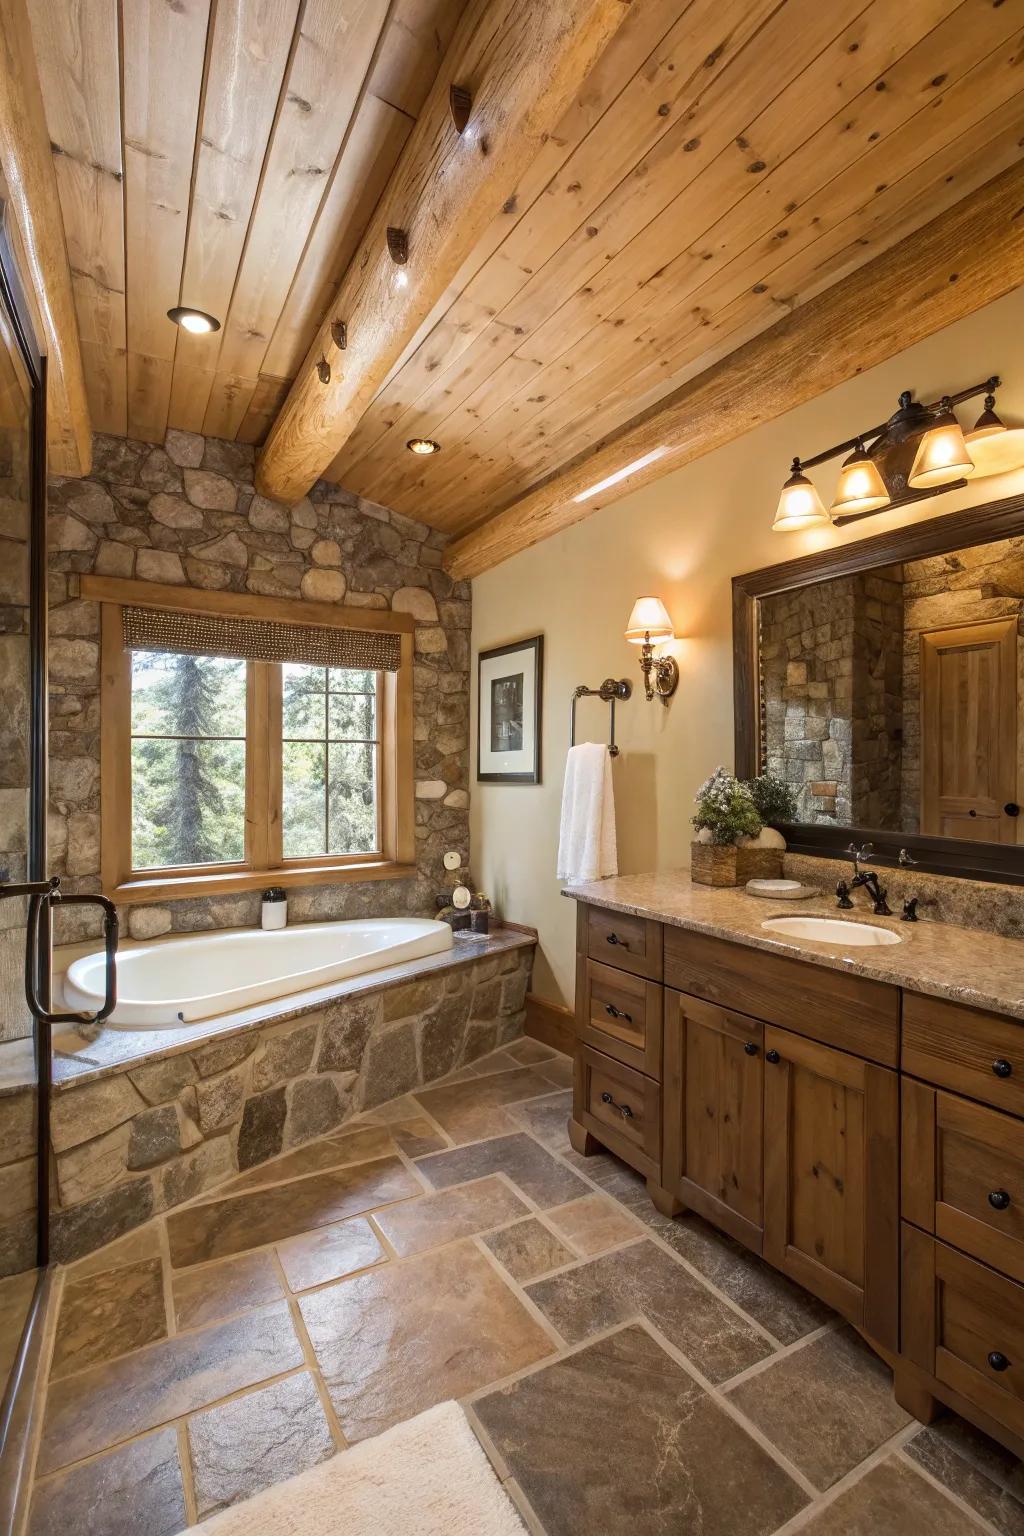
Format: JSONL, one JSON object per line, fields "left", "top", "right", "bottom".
{"left": 46, "top": 429, "right": 471, "bottom": 954}
{"left": 760, "top": 568, "right": 904, "bottom": 828}
{"left": 0, "top": 417, "right": 33, "bottom": 1046}
{"left": 33, "top": 944, "right": 532, "bottom": 1268}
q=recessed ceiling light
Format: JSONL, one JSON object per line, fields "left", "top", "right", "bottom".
{"left": 572, "top": 447, "right": 669, "bottom": 503}
{"left": 407, "top": 438, "right": 441, "bottom": 455}
{"left": 167, "top": 306, "right": 221, "bottom": 334}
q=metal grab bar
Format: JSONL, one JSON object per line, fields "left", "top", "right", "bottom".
{"left": 1, "top": 874, "right": 118, "bottom": 1026}
{"left": 570, "top": 678, "right": 633, "bottom": 756}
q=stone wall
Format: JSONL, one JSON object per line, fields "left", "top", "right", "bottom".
{"left": 899, "top": 537, "right": 1024, "bottom": 833}
{"left": 46, "top": 430, "right": 472, "bottom": 945}
{"left": 0, "top": 414, "right": 33, "bottom": 1045}
{"left": 760, "top": 569, "right": 904, "bottom": 828}
{"left": 41, "top": 943, "right": 532, "bottom": 1267}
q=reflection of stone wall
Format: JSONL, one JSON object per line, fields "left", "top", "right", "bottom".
{"left": 900, "top": 539, "right": 1024, "bottom": 833}
{"left": 47, "top": 942, "right": 532, "bottom": 1266}
{"left": 47, "top": 431, "right": 472, "bottom": 944}
{"left": 760, "top": 570, "right": 904, "bottom": 827}
{"left": 0, "top": 411, "right": 33, "bottom": 1045}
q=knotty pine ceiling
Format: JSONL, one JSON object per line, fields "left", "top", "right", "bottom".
{"left": 30, "top": 0, "right": 1024, "bottom": 537}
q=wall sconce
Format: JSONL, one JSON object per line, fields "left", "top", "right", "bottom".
{"left": 625, "top": 596, "right": 678, "bottom": 704}
{"left": 774, "top": 375, "right": 1024, "bottom": 531}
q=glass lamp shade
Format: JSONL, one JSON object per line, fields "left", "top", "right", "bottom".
{"left": 625, "top": 596, "right": 673, "bottom": 644}
{"left": 908, "top": 411, "right": 974, "bottom": 489}
{"left": 965, "top": 405, "right": 1024, "bottom": 479}
{"left": 772, "top": 469, "right": 830, "bottom": 532}
{"left": 830, "top": 449, "right": 891, "bottom": 516}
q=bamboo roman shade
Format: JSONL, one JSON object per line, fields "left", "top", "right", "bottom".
{"left": 122, "top": 606, "right": 402, "bottom": 672}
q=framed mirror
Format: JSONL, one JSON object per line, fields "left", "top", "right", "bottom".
{"left": 733, "top": 493, "right": 1024, "bottom": 885}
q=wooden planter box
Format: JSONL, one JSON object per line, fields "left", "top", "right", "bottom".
{"left": 690, "top": 841, "right": 783, "bottom": 887}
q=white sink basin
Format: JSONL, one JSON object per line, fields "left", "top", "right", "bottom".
{"left": 761, "top": 916, "right": 902, "bottom": 948}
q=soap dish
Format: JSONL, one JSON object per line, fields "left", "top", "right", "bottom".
{"left": 745, "top": 878, "right": 817, "bottom": 900}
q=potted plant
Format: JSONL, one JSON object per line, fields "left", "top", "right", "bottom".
{"left": 742, "top": 771, "right": 798, "bottom": 850}
{"left": 690, "top": 768, "right": 784, "bottom": 885}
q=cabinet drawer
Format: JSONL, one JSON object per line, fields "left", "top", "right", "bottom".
{"left": 574, "top": 1044, "right": 660, "bottom": 1181}
{"left": 903, "top": 993, "right": 1024, "bottom": 1117}
{"left": 903, "top": 1228, "right": 1024, "bottom": 1443}
{"left": 902, "top": 1082, "right": 1024, "bottom": 1283}
{"left": 664, "top": 928, "right": 898, "bottom": 1066}
{"left": 583, "top": 904, "right": 663, "bottom": 981}
{"left": 577, "top": 958, "right": 662, "bottom": 1077}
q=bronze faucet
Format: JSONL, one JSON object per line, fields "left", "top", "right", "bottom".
{"left": 836, "top": 843, "right": 892, "bottom": 916}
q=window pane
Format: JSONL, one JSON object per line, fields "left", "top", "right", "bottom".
{"left": 282, "top": 741, "right": 326, "bottom": 858}
{"left": 283, "top": 664, "right": 326, "bottom": 738}
{"left": 329, "top": 687, "right": 376, "bottom": 741}
{"left": 131, "top": 651, "right": 246, "bottom": 738}
{"left": 328, "top": 742, "right": 377, "bottom": 854}
{"left": 131, "top": 739, "right": 245, "bottom": 868}
{"left": 330, "top": 666, "right": 374, "bottom": 693}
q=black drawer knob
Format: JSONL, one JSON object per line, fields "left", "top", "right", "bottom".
{"left": 989, "top": 1189, "right": 1011, "bottom": 1211}
{"left": 605, "top": 932, "right": 628, "bottom": 948}
{"left": 765, "top": 1049, "right": 781, "bottom": 1064}
{"left": 604, "top": 1003, "right": 633, "bottom": 1024}
{"left": 992, "top": 1058, "right": 1013, "bottom": 1079}
{"left": 744, "top": 1041, "right": 759, "bottom": 1057}
{"left": 1005, "top": 802, "right": 1020, "bottom": 817}
{"left": 601, "top": 1090, "right": 634, "bottom": 1120}
{"left": 988, "top": 1351, "right": 1010, "bottom": 1373}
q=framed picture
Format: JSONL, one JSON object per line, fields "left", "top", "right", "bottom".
{"left": 477, "top": 636, "right": 543, "bottom": 784}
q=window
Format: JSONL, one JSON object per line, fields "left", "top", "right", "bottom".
{"left": 92, "top": 578, "right": 415, "bottom": 901}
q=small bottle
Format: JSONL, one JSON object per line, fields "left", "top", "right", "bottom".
{"left": 261, "top": 887, "right": 287, "bottom": 931}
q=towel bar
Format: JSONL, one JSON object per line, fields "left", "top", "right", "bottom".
{"left": 570, "top": 678, "right": 632, "bottom": 756}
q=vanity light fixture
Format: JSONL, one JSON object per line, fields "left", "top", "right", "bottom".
{"left": 572, "top": 447, "right": 669, "bottom": 503}
{"left": 167, "top": 306, "right": 220, "bottom": 334}
{"left": 406, "top": 437, "right": 441, "bottom": 455}
{"left": 776, "top": 375, "right": 1003, "bottom": 532}
{"left": 625, "top": 596, "right": 679, "bottom": 704}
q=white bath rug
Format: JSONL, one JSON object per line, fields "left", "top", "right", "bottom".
{"left": 189, "top": 1400, "right": 525, "bottom": 1536}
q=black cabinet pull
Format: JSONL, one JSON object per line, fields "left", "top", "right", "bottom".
{"left": 605, "top": 932, "right": 629, "bottom": 949}
{"left": 989, "top": 1189, "right": 1011, "bottom": 1211}
{"left": 604, "top": 1003, "right": 633, "bottom": 1024}
{"left": 765, "top": 1049, "right": 781, "bottom": 1064}
{"left": 993, "top": 1058, "right": 1013, "bottom": 1079}
{"left": 988, "top": 1351, "right": 1010, "bottom": 1373}
{"left": 744, "top": 1041, "right": 759, "bottom": 1057}
{"left": 1005, "top": 802, "right": 1020, "bottom": 817}
{"left": 600, "top": 1090, "right": 634, "bottom": 1120}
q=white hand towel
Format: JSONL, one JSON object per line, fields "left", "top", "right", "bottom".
{"left": 557, "top": 741, "right": 618, "bottom": 883}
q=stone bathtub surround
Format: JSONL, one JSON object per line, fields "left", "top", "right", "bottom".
{"left": 45, "top": 428, "right": 471, "bottom": 952}
{"left": 563, "top": 870, "right": 1024, "bottom": 1020}
{"left": 35, "top": 935, "right": 532, "bottom": 1266}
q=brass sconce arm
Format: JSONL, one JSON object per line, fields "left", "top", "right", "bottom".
{"left": 638, "top": 631, "right": 679, "bottom": 705}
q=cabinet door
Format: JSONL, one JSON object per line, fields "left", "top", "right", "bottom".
{"left": 663, "top": 990, "right": 764, "bottom": 1253}
{"left": 763, "top": 1025, "right": 899, "bottom": 1350}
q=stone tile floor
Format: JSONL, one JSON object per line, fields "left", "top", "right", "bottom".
{"left": 29, "top": 1038, "right": 1023, "bottom": 1535}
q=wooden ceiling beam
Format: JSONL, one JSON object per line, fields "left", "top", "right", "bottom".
{"left": 443, "top": 160, "right": 1024, "bottom": 580}
{"left": 0, "top": 0, "right": 91, "bottom": 475}
{"left": 254, "top": 0, "right": 630, "bottom": 506}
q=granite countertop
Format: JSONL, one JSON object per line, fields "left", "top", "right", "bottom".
{"left": 563, "top": 870, "right": 1024, "bottom": 1021}
{"left": 42, "top": 925, "right": 536, "bottom": 1095}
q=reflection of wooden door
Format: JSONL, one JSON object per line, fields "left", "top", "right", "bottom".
{"left": 921, "top": 618, "right": 1019, "bottom": 843}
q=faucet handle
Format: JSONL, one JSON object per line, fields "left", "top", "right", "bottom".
{"left": 898, "top": 847, "right": 917, "bottom": 866}
{"left": 836, "top": 880, "right": 854, "bottom": 910}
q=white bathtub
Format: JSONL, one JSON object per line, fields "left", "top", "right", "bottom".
{"left": 64, "top": 918, "right": 454, "bottom": 1029}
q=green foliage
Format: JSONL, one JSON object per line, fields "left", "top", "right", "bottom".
{"left": 691, "top": 767, "right": 762, "bottom": 845}
{"left": 281, "top": 664, "right": 378, "bottom": 858}
{"left": 746, "top": 770, "right": 798, "bottom": 827}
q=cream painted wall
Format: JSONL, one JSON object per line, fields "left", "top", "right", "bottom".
{"left": 469, "top": 288, "right": 1024, "bottom": 1008}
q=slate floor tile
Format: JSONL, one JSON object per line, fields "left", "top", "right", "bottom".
{"left": 372, "top": 1176, "right": 529, "bottom": 1257}
{"left": 417, "top": 1133, "right": 589, "bottom": 1209}
{"left": 50, "top": 1259, "right": 167, "bottom": 1381}
{"left": 172, "top": 1249, "right": 283, "bottom": 1332}
{"left": 482, "top": 1218, "right": 575, "bottom": 1283}
{"left": 546, "top": 1191, "right": 643, "bottom": 1257}
{"left": 277, "top": 1216, "right": 386, "bottom": 1292}
{"left": 797, "top": 1456, "right": 977, "bottom": 1534}
{"left": 29, "top": 1428, "right": 185, "bottom": 1536}
{"left": 905, "top": 1411, "right": 1024, "bottom": 1536}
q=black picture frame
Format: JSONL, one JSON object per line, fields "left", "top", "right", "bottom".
{"left": 732, "top": 490, "right": 1024, "bottom": 886}
{"left": 477, "top": 635, "right": 543, "bottom": 784}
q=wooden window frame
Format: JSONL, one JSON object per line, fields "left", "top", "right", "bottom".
{"left": 86, "top": 575, "right": 416, "bottom": 904}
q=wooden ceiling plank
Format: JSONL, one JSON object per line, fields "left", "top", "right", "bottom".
{"left": 236, "top": 373, "right": 291, "bottom": 445}
{"left": 334, "top": 0, "right": 799, "bottom": 494}
{"left": 27, "top": 0, "right": 125, "bottom": 435}
{"left": 400, "top": 11, "right": 1023, "bottom": 519}
{"left": 202, "top": 0, "right": 392, "bottom": 436}
{"left": 122, "top": 0, "right": 212, "bottom": 444}
{"left": 327, "top": 0, "right": 710, "bottom": 483}
{"left": 166, "top": 0, "right": 301, "bottom": 434}
{"left": 368, "top": 0, "right": 469, "bottom": 117}
{"left": 255, "top": 0, "right": 633, "bottom": 504}
{"left": 0, "top": 0, "right": 91, "bottom": 473}
{"left": 443, "top": 160, "right": 1024, "bottom": 579}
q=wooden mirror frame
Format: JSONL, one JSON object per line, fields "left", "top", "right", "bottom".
{"left": 733, "top": 491, "right": 1024, "bottom": 887}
